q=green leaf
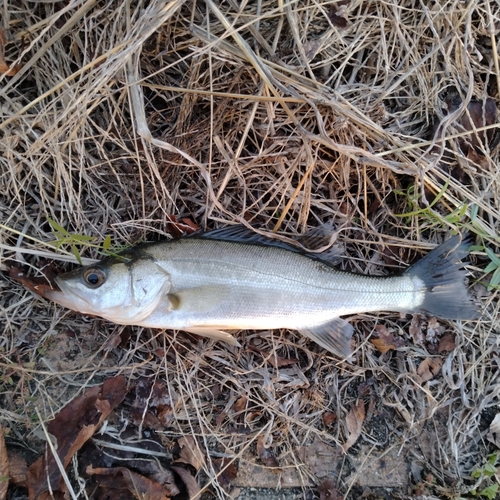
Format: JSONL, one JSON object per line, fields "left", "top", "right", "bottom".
{"left": 71, "top": 245, "right": 83, "bottom": 265}
{"left": 71, "top": 234, "right": 95, "bottom": 243}
{"left": 488, "top": 267, "right": 500, "bottom": 291}
{"left": 469, "top": 245, "right": 484, "bottom": 252}
{"left": 483, "top": 462, "right": 497, "bottom": 477}
{"left": 485, "top": 248, "right": 500, "bottom": 267}
{"left": 470, "top": 204, "right": 479, "bottom": 221}
{"left": 428, "top": 178, "right": 450, "bottom": 208}
{"left": 471, "top": 469, "right": 482, "bottom": 479}
{"left": 46, "top": 217, "right": 70, "bottom": 236}
{"left": 478, "top": 483, "right": 499, "bottom": 499}
{"left": 103, "top": 235, "right": 112, "bottom": 251}
{"left": 484, "top": 262, "right": 498, "bottom": 274}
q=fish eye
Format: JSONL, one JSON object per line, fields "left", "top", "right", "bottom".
{"left": 83, "top": 268, "right": 106, "bottom": 288}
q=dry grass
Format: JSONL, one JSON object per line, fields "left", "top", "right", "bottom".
{"left": 1, "top": 0, "right": 499, "bottom": 498}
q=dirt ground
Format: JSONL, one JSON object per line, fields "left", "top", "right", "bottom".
{"left": 1, "top": 0, "right": 499, "bottom": 499}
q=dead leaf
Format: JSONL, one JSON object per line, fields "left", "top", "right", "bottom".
{"left": 0, "top": 428, "right": 8, "bottom": 500}
{"left": 165, "top": 215, "right": 200, "bottom": 238}
{"left": 87, "top": 465, "right": 175, "bottom": 500}
{"left": 131, "top": 378, "right": 174, "bottom": 430}
{"left": 328, "top": 1, "right": 350, "bottom": 29}
{"left": 487, "top": 413, "right": 500, "bottom": 447}
{"left": 173, "top": 436, "right": 205, "bottom": 472}
{"left": 181, "top": 218, "right": 200, "bottom": 233}
{"left": 438, "top": 333, "right": 456, "bottom": 353}
{"left": 434, "top": 95, "right": 499, "bottom": 181}
{"left": 426, "top": 317, "right": 444, "bottom": 342}
{"left": 303, "top": 39, "right": 322, "bottom": 60}
{"left": 104, "top": 332, "right": 123, "bottom": 350}
{"left": 9, "top": 267, "right": 56, "bottom": 299}
{"left": 171, "top": 465, "right": 201, "bottom": 499}
{"left": 455, "top": 98, "right": 498, "bottom": 153}
{"left": 0, "top": 29, "right": 23, "bottom": 76}
{"left": 371, "top": 324, "right": 404, "bottom": 353}
{"left": 322, "top": 412, "right": 336, "bottom": 426}
{"left": 212, "top": 457, "right": 238, "bottom": 487}
{"left": 7, "top": 451, "right": 27, "bottom": 487}
{"left": 256, "top": 435, "right": 280, "bottom": 470}
{"left": 409, "top": 315, "right": 424, "bottom": 345}
{"left": 417, "top": 358, "right": 443, "bottom": 382}
{"left": 248, "top": 344, "right": 299, "bottom": 368}
{"left": 233, "top": 396, "right": 247, "bottom": 414}
{"left": 27, "top": 376, "right": 129, "bottom": 500}
{"left": 342, "top": 400, "right": 365, "bottom": 453}
{"left": 317, "top": 478, "right": 344, "bottom": 500}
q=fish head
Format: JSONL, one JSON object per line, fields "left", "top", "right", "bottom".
{"left": 46, "top": 252, "right": 171, "bottom": 324}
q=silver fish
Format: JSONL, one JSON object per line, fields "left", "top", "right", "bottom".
{"left": 45, "top": 226, "right": 477, "bottom": 358}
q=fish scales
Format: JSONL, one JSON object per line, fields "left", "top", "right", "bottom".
{"left": 142, "top": 238, "right": 422, "bottom": 328}
{"left": 44, "top": 226, "right": 478, "bottom": 358}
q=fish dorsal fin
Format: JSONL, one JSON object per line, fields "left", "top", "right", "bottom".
{"left": 296, "top": 225, "right": 343, "bottom": 265}
{"left": 183, "top": 327, "right": 241, "bottom": 346}
{"left": 296, "top": 225, "right": 335, "bottom": 250}
{"left": 195, "top": 225, "right": 342, "bottom": 266}
{"left": 196, "top": 225, "right": 301, "bottom": 253}
{"left": 298, "top": 318, "right": 353, "bottom": 358}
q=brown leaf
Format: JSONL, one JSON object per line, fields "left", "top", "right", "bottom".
{"left": 256, "top": 435, "right": 280, "bottom": 470}
{"left": 173, "top": 436, "right": 205, "bottom": 472}
{"left": 104, "top": 332, "right": 123, "bottom": 350}
{"left": 87, "top": 465, "right": 175, "bottom": 500}
{"left": 9, "top": 267, "right": 56, "bottom": 299}
{"left": 0, "top": 29, "right": 23, "bottom": 76}
{"left": 27, "top": 376, "right": 129, "bottom": 500}
{"left": 417, "top": 358, "right": 443, "bottom": 382}
{"left": 371, "top": 338, "right": 392, "bottom": 354}
{"left": 322, "top": 412, "right": 336, "bottom": 426}
{"left": 317, "top": 478, "right": 344, "bottom": 500}
{"left": 248, "top": 345, "right": 299, "bottom": 368}
{"left": 131, "top": 378, "right": 173, "bottom": 429}
{"left": 409, "top": 315, "right": 424, "bottom": 344}
{"left": 171, "top": 465, "right": 201, "bottom": 500}
{"left": 233, "top": 396, "right": 247, "bottom": 414}
{"left": 438, "top": 333, "right": 456, "bottom": 353}
{"left": 426, "top": 317, "right": 444, "bottom": 342}
{"left": 0, "top": 428, "right": 8, "bottom": 500}
{"left": 7, "top": 451, "right": 27, "bottom": 487}
{"left": 180, "top": 218, "right": 200, "bottom": 234}
{"left": 457, "top": 99, "right": 497, "bottom": 152}
{"left": 371, "top": 324, "right": 404, "bottom": 353}
{"left": 342, "top": 400, "right": 365, "bottom": 453}
{"left": 165, "top": 215, "right": 199, "bottom": 238}
{"left": 212, "top": 457, "right": 238, "bottom": 487}
{"left": 328, "top": 1, "right": 350, "bottom": 29}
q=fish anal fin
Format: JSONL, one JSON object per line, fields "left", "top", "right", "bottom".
{"left": 299, "top": 318, "right": 353, "bottom": 358}
{"left": 183, "top": 327, "right": 241, "bottom": 346}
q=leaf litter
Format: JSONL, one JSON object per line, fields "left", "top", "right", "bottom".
{"left": 0, "top": 0, "right": 498, "bottom": 498}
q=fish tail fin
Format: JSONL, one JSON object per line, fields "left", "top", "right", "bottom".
{"left": 404, "top": 234, "right": 478, "bottom": 320}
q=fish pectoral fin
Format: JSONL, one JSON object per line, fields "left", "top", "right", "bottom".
{"left": 168, "top": 285, "right": 229, "bottom": 313}
{"left": 298, "top": 318, "right": 353, "bottom": 358}
{"left": 183, "top": 327, "right": 241, "bottom": 346}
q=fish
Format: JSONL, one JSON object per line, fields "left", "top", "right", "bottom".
{"left": 44, "top": 226, "right": 478, "bottom": 358}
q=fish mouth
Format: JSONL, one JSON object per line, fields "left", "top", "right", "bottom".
{"left": 44, "top": 277, "right": 95, "bottom": 315}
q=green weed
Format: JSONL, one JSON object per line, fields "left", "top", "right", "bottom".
{"left": 469, "top": 452, "right": 500, "bottom": 499}
{"left": 46, "top": 217, "right": 115, "bottom": 264}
